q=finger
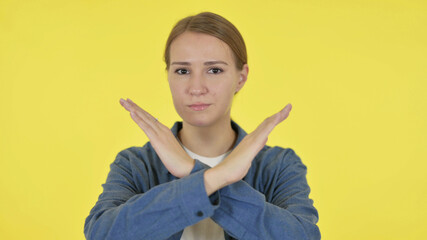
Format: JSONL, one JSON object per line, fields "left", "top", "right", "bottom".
{"left": 120, "top": 98, "right": 159, "bottom": 129}
{"left": 276, "top": 103, "right": 292, "bottom": 123}
{"left": 120, "top": 98, "right": 159, "bottom": 137}
{"left": 126, "top": 98, "right": 159, "bottom": 125}
{"left": 268, "top": 103, "right": 292, "bottom": 130}
{"left": 253, "top": 103, "right": 292, "bottom": 140}
{"left": 130, "top": 110, "right": 156, "bottom": 138}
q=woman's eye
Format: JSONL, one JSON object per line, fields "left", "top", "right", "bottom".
{"left": 175, "top": 69, "right": 189, "bottom": 75}
{"left": 208, "top": 68, "right": 223, "bottom": 74}
{"left": 174, "top": 67, "right": 223, "bottom": 75}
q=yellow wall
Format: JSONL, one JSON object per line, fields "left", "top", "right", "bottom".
{"left": 1, "top": 0, "right": 426, "bottom": 239}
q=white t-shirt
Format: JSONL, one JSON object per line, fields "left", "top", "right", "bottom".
{"left": 178, "top": 137, "right": 231, "bottom": 240}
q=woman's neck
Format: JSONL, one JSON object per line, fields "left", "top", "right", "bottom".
{"left": 178, "top": 119, "right": 237, "bottom": 158}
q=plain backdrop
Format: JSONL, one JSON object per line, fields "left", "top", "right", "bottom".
{"left": 0, "top": 0, "right": 426, "bottom": 239}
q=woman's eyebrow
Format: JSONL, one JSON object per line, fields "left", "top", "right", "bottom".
{"left": 171, "top": 61, "right": 228, "bottom": 66}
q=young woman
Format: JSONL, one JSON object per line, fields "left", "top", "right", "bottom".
{"left": 84, "top": 11, "right": 320, "bottom": 240}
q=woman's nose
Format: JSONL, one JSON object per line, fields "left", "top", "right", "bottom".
{"left": 188, "top": 74, "right": 208, "bottom": 96}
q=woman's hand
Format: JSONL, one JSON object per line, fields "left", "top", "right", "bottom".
{"left": 204, "top": 103, "right": 293, "bottom": 196}
{"left": 119, "top": 98, "right": 195, "bottom": 178}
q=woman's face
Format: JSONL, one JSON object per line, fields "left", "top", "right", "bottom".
{"left": 167, "top": 31, "right": 248, "bottom": 127}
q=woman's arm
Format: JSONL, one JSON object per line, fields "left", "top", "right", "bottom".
{"left": 207, "top": 149, "right": 321, "bottom": 240}
{"left": 84, "top": 150, "right": 220, "bottom": 240}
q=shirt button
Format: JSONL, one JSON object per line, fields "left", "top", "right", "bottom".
{"left": 196, "top": 211, "right": 203, "bottom": 217}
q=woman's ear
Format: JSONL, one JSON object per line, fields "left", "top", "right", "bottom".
{"left": 235, "top": 64, "right": 249, "bottom": 93}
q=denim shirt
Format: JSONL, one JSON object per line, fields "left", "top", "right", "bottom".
{"left": 84, "top": 119, "right": 321, "bottom": 240}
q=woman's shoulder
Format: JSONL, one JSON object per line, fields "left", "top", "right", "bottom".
{"left": 253, "top": 144, "right": 305, "bottom": 169}
{"left": 114, "top": 142, "right": 154, "bottom": 162}
{"left": 245, "top": 145, "right": 307, "bottom": 196}
{"left": 112, "top": 142, "right": 166, "bottom": 172}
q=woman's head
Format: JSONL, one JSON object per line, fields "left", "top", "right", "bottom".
{"left": 164, "top": 12, "right": 249, "bottom": 127}
{"left": 164, "top": 11, "right": 248, "bottom": 72}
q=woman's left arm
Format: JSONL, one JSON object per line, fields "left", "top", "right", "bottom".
{"left": 198, "top": 103, "right": 320, "bottom": 240}
{"left": 209, "top": 149, "right": 321, "bottom": 240}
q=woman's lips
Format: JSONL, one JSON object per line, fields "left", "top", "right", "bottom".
{"left": 189, "top": 104, "right": 211, "bottom": 111}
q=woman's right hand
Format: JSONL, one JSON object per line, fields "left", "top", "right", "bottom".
{"left": 119, "top": 98, "right": 195, "bottom": 178}
{"left": 204, "top": 103, "right": 293, "bottom": 196}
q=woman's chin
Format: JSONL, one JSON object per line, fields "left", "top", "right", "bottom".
{"left": 184, "top": 116, "right": 213, "bottom": 127}
{"left": 179, "top": 111, "right": 218, "bottom": 126}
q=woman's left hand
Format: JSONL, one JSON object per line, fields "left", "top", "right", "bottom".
{"left": 119, "top": 98, "right": 195, "bottom": 178}
{"left": 203, "top": 103, "right": 292, "bottom": 196}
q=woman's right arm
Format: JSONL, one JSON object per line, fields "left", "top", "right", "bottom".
{"left": 84, "top": 150, "right": 220, "bottom": 240}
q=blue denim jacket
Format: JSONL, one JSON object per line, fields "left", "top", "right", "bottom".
{"left": 84, "top": 120, "right": 321, "bottom": 240}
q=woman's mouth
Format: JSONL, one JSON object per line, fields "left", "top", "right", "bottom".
{"left": 188, "top": 104, "right": 211, "bottom": 111}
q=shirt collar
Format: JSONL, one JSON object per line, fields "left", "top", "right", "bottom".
{"left": 170, "top": 119, "right": 248, "bottom": 150}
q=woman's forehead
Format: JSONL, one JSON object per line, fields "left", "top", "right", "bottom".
{"left": 170, "top": 32, "right": 233, "bottom": 64}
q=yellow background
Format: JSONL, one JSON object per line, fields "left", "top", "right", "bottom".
{"left": 1, "top": 0, "right": 426, "bottom": 239}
